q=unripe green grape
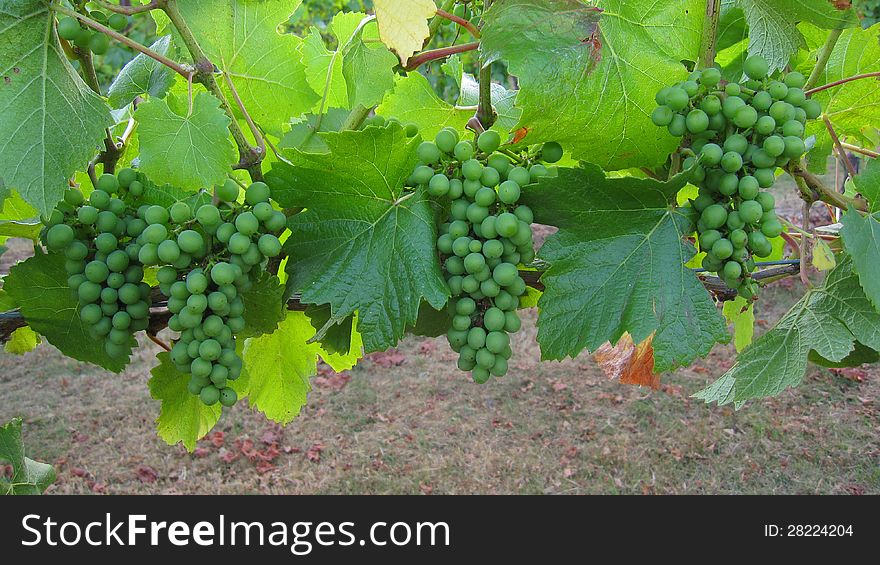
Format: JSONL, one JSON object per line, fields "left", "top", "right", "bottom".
{"left": 480, "top": 166, "right": 500, "bottom": 187}
{"left": 198, "top": 385, "right": 220, "bottom": 406}
{"left": 57, "top": 17, "right": 81, "bottom": 40}
{"left": 454, "top": 140, "right": 474, "bottom": 161}
{"left": 718, "top": 173, "right": 739, "bottom": 196}
{"left": 784, "top": 88, "right": 806, "bottom": 107}
{"left": 655, "top": 87, "right": 671, "bottom": 105}
{"left": 486, "top": 331, "right": 509, "bottom": 354}
{"left": 473, "top": 186, "right": 495, "bottom": 207}
{"left": 428, "top": 174, "right": 450, "bottom": 197}
{"left": 739, "top": 200, "right": 764, "bottom": 224}
{"left": 686, "top": 109, "right": 710, "bottom": 133}
{"left": 751, "top": 91, "right": 773, "bottom": 112}
{"left": 106, "top": 250, "right": 130, "bottom": 273}
{"left": 711, "top": 238, "right": 734, "bottom": 260}
{"left": 665, "top": 87, "right": 689, "bottom": 111}
{"left": 651, "top": 106, "right": 674, "bottom": 127}
{"left": 700, "top": 67, "right": 721, "bottom": 87}
{"left": 733, "top": 105, "right": 758, "bottom": 128}
{"left": 463, "top": 252, "right": 486, "bottom": 274}
{"left": 496, "top": 213, "right": 519, "bottom": 238}
{"left": 193, "top": 204, "right": 219, "bottom": 227}
{"left": 504, "top": 310, "right": 522, "bottom": 332}
{"left": 235, "top": 211, "right": 259, "bottom": 236}
{"left": 412, "top": 165, "right": 435, "bottom": 185}
{"left": 452, "top": 236, "right": 471, "bottom": 258}
{"left": 265, "top": 211, "right": 287, "bottom": 233}
{"left": 541, "top": 142, "right": 563, "bottom": 163}
{"left": 751, "top": 149, "right": 776, "bottom": 169}
{"left": 700, "top": 143, "right": 723, "bottom": 166}
{"left": 466, "top": 202, "right": 489, "bottom": 224}
{"left": 258, "top": 234, "right": 282, "bottom": 257}
{"left": 214, "top": 179, "right": 239, "bottom": 202}
{"left": 781, "top": 119, "right": 805, "bottom": 138}
{"left": 514, "top": 205, "right": 534, "bottom": 224}
{"left": 723, "top": 260, "right": 743, "bottom": 281}
{"left": 763, "top": 135, "right": 786, "bottom": 158}
{"left": 736, "top": 176, "right": 759, "bottom": 200}
{"left": 417, "top": 141, "right": 441, "bottom": 164}
{"left": 466, "top": 327, "right": 487, "bottom": 350}
{"left": 529, "top": 164, "right": 549, "bottom": 183}
{"left": 769, "top": 101, "right": 793, "bottom": 123}
{"left": 435, "top": 128, "right": 459, "bottom": 154}
{"left": 508, "top": 167, "right": 531, "bottom": 187}
{"left": 477, "top": 130, "right": 501, "bottom": 153}
{"left": 756, "top": 191, "right": 776, "bottom": 212}
{"left": 488, "top": 154, "right": 511, "bottom": 176}
{"left": 722, "top": 96, "right": 746, "bottom": 119}
{"left": 89, "top": 32, "right": 109, "bottom": 55}
{"left": 720, "top": 151, "right": 742, "bottom": 173}
{"left": 462, "top": 159, "right": 482, "bottom": 180}
{"left": 449, "top": 220, "right": 469, "bottom": 239}
{"left": 701, "top": 204, "right": 728, "bottom": 230}
{"left": 783, "top": 136, "right": 806, "bottom": 158}
{"left": 802, "top": 99, "right": 822, "bottom": 120}
{"left": 497, "top": 180, "right": 521, "bottom": 205}
{"left": 45, "top": 223, "right": 74, "bottom": 250}
{"left": 667, "top": 114, "right": 687, "bottom": 136}
{"left": 754, "top": 168, "right": 776, "bottom": 188}
{"left": 450, "top": 199, "right": 469, "bottom": 222}
{"left": 699, "top": 229, "right": 722, "bottom": 252}
{"left": 245, "top": 181, "right": 271, "bottom": 205}
{"left": 448, "top": 179, "right": 463, "bottom": 199}
{"left": 743, "top": 55, "right": 769, "bottom": 79}
{"left": 462, "top": 179, "right": 481, "bottom": 199}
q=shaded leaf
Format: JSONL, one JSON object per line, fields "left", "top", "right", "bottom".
{"left": 107, "top": 36, "right": 176, "bottom": 108}
{"left": 0, "top": 417, "right": 55, "bottom": 495}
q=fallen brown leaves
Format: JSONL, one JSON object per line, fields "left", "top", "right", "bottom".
{"left": 593, "top": 332, "right": 659, "bottom": 389}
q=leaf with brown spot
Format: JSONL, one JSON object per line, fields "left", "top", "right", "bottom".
{"left": 592, "top": 332, "right": 659, "bottom": 389}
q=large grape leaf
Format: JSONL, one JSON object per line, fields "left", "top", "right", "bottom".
{"left": 265, "top": 123, "right": 449, "bottom": 352}
{"left": 134, "top": 93, "right": 237, "bottom": 191}
{"left": 0, "top": 418, "right": 55, "bottom": 495}
{"left": 107, "top": 36, "right": 176, "bottom": 109}
{"left": 839, "top": 210, "right": 880, "bottom": 310}
{"left": 157, "top": 0, "right": 318, "bottom": 133}
{"left": 373, "top": 0, "right": 436, "bottom": 65}
{"left": 481, "top": 0, "right": 701, "bottom": 171}
{"left": 148, "top": 352, "right": 222, "bottom": 451}
{"left": 695, "top": 256, "right": 880, "bottom": 404}
{"left": 0, "top": 0, "right": 112, "bottom": 216}
{"left": 520, "top": 165, "right": 729, "bottom": 371}
{"left": 797, "top": 23, "right": 880, "bottom": 159}
{"left": 2, "top": 252, "right": 131, "bottom": 372}
{"left": 300, "top": 12, "right": 397, "bottom": 113}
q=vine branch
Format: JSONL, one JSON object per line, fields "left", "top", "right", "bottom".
{"left": 841, "top": 142, "right": 879, "bottom": 159}
{"left": 475, "top": 0, "right": 495, "bottom": 130}
{"left": 434, "top": 9, "right": 481, "bottom": 39}
{"left": 698, "top": 0, "right": 721, "bottom": 69}
{"left": 806, "top": 71, "right": 880, "bottom": 96}
{"left": 53, "top": 4, "right": 191, "bottom": 78}
{"left": 789, "top": 165, "right": 867, "bottom": 212}
{"left": 805, "top": 28, "right": 842, "bottom": 91}
{"left": 823, "top": 114, "right": 857, "bottom": 179}
{"left": 403, "top": 42, "right": 480, "bottom": 71}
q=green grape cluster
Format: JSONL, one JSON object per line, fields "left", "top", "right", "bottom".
{"left": 57, "top": 10, "right": 128, "bottom": 56}
{"left": 41, "top": 167, "right": 286, "bottom": 408}
{"left": 361, "top": 114, "right": 420, "bottom": 138}
{"left": 144, "top": 179, "right": 286, "bottom": 407}
{"left": 407, "top": 127, "right": 561, "bottom": 383}
{"left": 651, "top": 55, "right": 820, "bottom": 298}
{"left": 41, "top": 170, "right": 155, "bottom": 360}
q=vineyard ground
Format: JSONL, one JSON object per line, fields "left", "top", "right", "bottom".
{"left": 1, "top": 176, "right": 878, "bottom": 495}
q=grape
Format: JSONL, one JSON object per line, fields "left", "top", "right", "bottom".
{"left": 417, "top": 141, "right": 441, "bottom": 164}
{"left": 733, "top": 105, "right": 758, "bottom": 129}
{"left": 651, "top": 106, "right": 674, "bottom": 126}
{"left": 57, "top": 17, "right": 80, "bottom": 40}
{"left": 666, "top": 88, "right": 689, "bottom": 111}
{"left": 89, "top": 33, "right": 109, "bottom": 55}
{"left": 435, "top": 128, "right": 458, "bottom": 154}
{"left": 45, "top": 224, "right": 74, "bottom": 250}
{"left": 245, "top": 182, "right": 271, "bottom": 205}
{"left": 258, "top": 234, "right": 282, "bottom": 257}
{"left": 428, "top": 174, "right": 450, "bottom": 197}
{"left": 480, "top": 167, "right": 500, "bottom": 188}
{"left": 454, "top": 141, "right": 474, "bottom": 161}
{"left": 477, "top": 131, "right": 501, "bottom": 153}
{"left": 743, "top": 55, "right": 769, "bottom": 79}
{"left": 686, "top": 109, "right": 709, "bottom": 133}
{"left": 541, "top": 142, "right": 563, "bottom": 163}
{"left": 667, "top": 114, "right": 687, "bottom": 136}
{"left": 196, "top": 204, "right": 221, "bottom": 227}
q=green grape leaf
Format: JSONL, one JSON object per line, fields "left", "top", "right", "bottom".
{"left": 300, "top": 26, "right": 349, "bottom": 112}
{"left": 723, "top": 296, "right": 755, "bottom": 353}
{"left": 280, "top": 108, "right": 349, "bottom": 154}
{"left": 839, "top": 209, "right": 880, "bottom": 310}
{"left": 134, "top": 93, "right": 237, "bottom": 191}
{"left": 373, "top": 0, "right": 436, "bottom": 65}
{"left": 850, "top": 144, "right": 880, "bottom": 212}
{"left": 721, "top": 0, "right": 856, "bottom": 73}
{"left": 695, "top": 256, "right": 880, "bottom": 404}
{"left": 3, "top": 252, "right": 130, "bottom": 372}
{"left": 0, "top": 418, "right": 55, "bottom": 495}
{"left": 157, "top": 0, "right": 318, "bottom": 134}
{"left": 305, "top": 303, "right": 354, "bottom": 355}
{"left": 240, "top": 273, "right": 286, "bottom": 338}
{"left": 0, "top": 289, "right": 16, "bottom": 312}
{"left": 521, "top": 165, "right": 729, "bottom": 371}
{"left": 107, "top": 36, "right": 176, "bottom": 109}
{"left": 341, "top": 17, "right": 399, "bottom": 109}
{"left": 798, "top": 24, "right": 880, "bottom": 155}
{"left": 408, "top": 301, "right": 452, "bottom": 338}
{"left": 0, "top": 0, "right": 113, "bottom": 216}
{"left": 480, "top": 0, "right": 699, "bottom": 171}
{"left": 5, "top": 325, "right": 40, "bottom": 355}
{"left": 148, "top": 352, "right": 222, "bottom": 451}
{"left": 0, "top": 220, "right": 41, "bottom": 241}
{"left": 266, "top": 123, "right": 449, "bottom": 352}
{"left": 809, "top": 341, "right": 880, "bottom": 368}
{"left": 377, "top": 71, "right": 520, "bottom": 140}
{"left": 239, "top": 311, "right": 316, "bottom": 424}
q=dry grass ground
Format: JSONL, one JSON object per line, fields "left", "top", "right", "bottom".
{"left": 1, "top": 175, "right": 878, "bottom": 495}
